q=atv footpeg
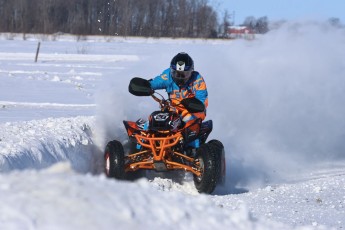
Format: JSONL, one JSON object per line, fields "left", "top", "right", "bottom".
{"left": 154, "top": 161, "right": 167, "bottom": 171}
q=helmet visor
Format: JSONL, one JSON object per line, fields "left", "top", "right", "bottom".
{"left": 171, "top": 69, "right": 192, "bottom": 84}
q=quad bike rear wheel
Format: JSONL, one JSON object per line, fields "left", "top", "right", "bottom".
{"left": 193, "top": 143, "right": 219, "bottom": 194}
{"left": 104, "top": 140, "right": 125, "bottom": 179}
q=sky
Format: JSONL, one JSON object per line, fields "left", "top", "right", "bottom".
{"left": 216, "top": 0, "right": 345, "bottom": 24}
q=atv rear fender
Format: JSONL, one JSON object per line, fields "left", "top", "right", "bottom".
{"left": 199, "top": 120, "right": 213, "bottom": 144}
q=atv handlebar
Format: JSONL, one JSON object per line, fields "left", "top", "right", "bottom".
{"left": 129, "top": 77, "right": 205, "bottom": 113}
{"left": 151, "top": 91, "right": 206, "bottom": 114}
{"left": 151, "top": 92, "right": 178, "bottom": 112}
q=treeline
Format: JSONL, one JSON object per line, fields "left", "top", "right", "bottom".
{"left": 0, "top": 0, "right": 218, "bottom": 38}
{"left": 242, "top": 16, "right": 269, "bottom": 34}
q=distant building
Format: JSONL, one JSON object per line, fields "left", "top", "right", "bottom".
{"left": 227, "top": 26, "right": 255, "bottom": 40}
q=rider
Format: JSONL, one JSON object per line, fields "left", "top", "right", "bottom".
{"left": 149, "top": 52, "right": 208, "bottom": 149}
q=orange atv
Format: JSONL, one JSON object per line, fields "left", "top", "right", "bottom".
{"left": 104, "top": 77, "right": 225, "bottom": 194}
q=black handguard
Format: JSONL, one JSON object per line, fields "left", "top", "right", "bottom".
{"left": 180, "top": 97, "right": 205, "bottom": 113}
{"left": 129, "top": 77, "right": 154, "bottom": 96}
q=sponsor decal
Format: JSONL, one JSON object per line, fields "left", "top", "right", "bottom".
{"left": 169, "top": 117, "right": 181, "bottom": 130}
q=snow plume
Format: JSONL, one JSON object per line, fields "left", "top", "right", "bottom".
{"left": 94, "top": 84, "right": 128, "bottom": 148}
{"left": 205, "top": 21, "right": 345, "bottom": 190}
{"left": 94, "top": 66, "right": 155, "bottom": 150}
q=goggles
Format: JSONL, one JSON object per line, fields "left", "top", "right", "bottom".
{"left": 171, "top": 69, "right": 192, "bottom": 80}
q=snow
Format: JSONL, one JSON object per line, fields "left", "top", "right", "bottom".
{"left": 1, "top": 21, "right": 345, "bottom": 229}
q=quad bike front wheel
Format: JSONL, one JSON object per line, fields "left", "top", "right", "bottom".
{"left": 104, "top": 140, "right": 125, "bottom": 179}
{"left": 208, "top": 139, "right": 226, "bottom": 185}
{"left": 193, "top": 143, "right": 220, "bottom": 194}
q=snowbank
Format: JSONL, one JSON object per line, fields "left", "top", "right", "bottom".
{"left": 0, "top": 162, "right": 304, "bottom": 230}
{"left": 0, "top": 116, "right": 100, "bottom": 173}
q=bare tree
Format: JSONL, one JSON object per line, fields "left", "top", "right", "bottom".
{"left": 328, "top": 17, "right": 342, "bottom": 28}
{"left": 256, "top": 16, "right": 269, "bottom": 34}
{"left": 242, "top": 16, "right": 257, "bottom": 31}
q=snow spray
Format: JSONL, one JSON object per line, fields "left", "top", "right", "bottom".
{"left": 204, "top": 21, "right": 345, "bottom": 191}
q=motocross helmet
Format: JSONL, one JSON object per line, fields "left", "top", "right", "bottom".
{"left": 170, "top": 52, "right": 194, "bottom": 86}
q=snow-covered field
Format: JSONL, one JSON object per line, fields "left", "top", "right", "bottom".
{"left": 1, "top": 21, "right": 345, "bottom": 229}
